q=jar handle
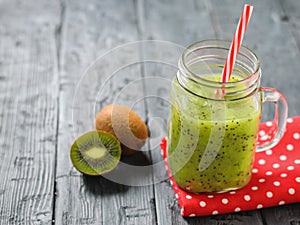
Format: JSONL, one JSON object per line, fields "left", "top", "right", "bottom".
{"left": 256, "top": 87, "right": 288, "bottom": 152}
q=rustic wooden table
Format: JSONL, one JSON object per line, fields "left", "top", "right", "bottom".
{"left": 1, "top": 0, "right": 300, "bottom": 224}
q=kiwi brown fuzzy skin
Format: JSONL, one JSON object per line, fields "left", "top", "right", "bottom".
{"left": 94, "top": 104, "right": 148, "bottom": 156}
{"left": 70, "top": 130, "right": 121, "bottom": 176}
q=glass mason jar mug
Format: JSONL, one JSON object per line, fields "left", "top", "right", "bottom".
{"left": 167, "top": 40, "right": 288, "bottom": 193}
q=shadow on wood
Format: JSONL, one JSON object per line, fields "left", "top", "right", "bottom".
{"left": 82, "top": 175, "right": 129, "bottom": 196}
{"left": 120, "top": 151, "right": 152, "bottom": 166}
{"left": 82, "top": 152, "right": 152, "bottom": 196}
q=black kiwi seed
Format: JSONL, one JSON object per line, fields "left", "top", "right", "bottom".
{"left": 70, "top": 130, "right": 121, "bottom": 176}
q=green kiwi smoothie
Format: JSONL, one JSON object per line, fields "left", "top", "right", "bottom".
{"left": 167, "top": 75, "right": 261, "bottom": 193}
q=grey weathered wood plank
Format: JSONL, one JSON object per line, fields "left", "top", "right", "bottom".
{"left": 0, "top": 0, "right": 61, "bottom": 224}
{"left": 261, "top": 203, "right": 300, "bottom": 225}
{"left": 55, "top": 0, "right": 156, "bottom": 224}
{"left": 139, "top": 2, "right": 202, "bottom": 223}
{"left": 280, "top": 0, "right": 300, "bottom": 55}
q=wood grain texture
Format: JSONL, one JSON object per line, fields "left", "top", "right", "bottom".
{"left": 262, "top": 203, "right": 300, "bottom": 225}
{"left": 0, "top": 0, "right": 60, "bottom": 224}
{"left": 280, "top": 0, "right": 300, "bottom": 114}
{"left": 280, "top": 0, "right": 300, "bottom": 54}
{"left": 142, "top": 0, "right": 215, "bottom": 45}
{"left": 55, "top": 0, "right": 156, "bottom": 224}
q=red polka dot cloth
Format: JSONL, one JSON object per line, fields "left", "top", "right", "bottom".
{"left": 160, "top": 116, "right": 300, "bottom": 217}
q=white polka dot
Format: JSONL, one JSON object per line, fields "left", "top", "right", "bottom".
{"left": 258, "top": 159, "right": 266, "bottom": 165}
{"left": 287, "top": 166, "right": 294, "bottom": 171}
{"left": 180, "top": 207, "right": 184, "bottom": 215}
{"left": 222, "top": 198, "right": 229, "bottom": 204}
{"left": 189, "top": 214, "right": 196, "bottom": 217}
{"left": 200, "top": 201, "right": 206, "bottom": 207}
{"left": 261, "top": 135, "right": 272, "bottom": 141}
{"left": 174, "top": 186, "right": 178, "bottom": 190}
{"left": 259, "top": 178, "right": 266, "bottom": 183}
{"left": 273, "top": 181, "right": 280, "bottom": 186}
{"left": 273, "top": 163, "right": 280, "bottom": 168}
{"left": 287, "top": 144, "right": 294, "bottom": 151}
{"left": 279, "top": 201, "right": 285, "bottom": 205}
{"left": 175, "top": 194, "right": 179, "bottom": 199}
{"left": 257, "top": 204, "right": 263, "bottom": 209}
{"left": 296, "top": 177, "right": 300, "bottom": 183}
{"left": 280, "top": 155, "right": 287, "bottom": 161}
{"left": 244, "top": 195, "right": 251, "bottom": 201}
{"left": 266, "top": 149, "right": 273, "bottom": 155}
{"left": 235, "top": 207, "right": 241, "bottom": 212}
{"left": 212, "top": 210, "right": 218, "bottom": 215}
{"left": 294, "top": 160, "right": 300, "bottom": 165}
{"left": 266, "top": 121, "right": 273, "bottom": 127}
{"left": 259, "top": 130, "right": 266, "bottom": 136}
{"left": 260, "top": 135, "right": 269, "bottom": 141}
{"left": 170, "top": 180, "right": 173, "bottom": 185}
{"left": 266, "top": 171, "right": 273, "bottom": 176}
{"left": 207, "top": 195, "right": 214, "bottom": 198}
{"left": 229, "top": 191, "right": 236, "bottom": 194}
{"left": 251, "top": 186, "right": 258, "bottom": 191}
{"left": 288, "top": 188, "right": 295, "bottom": 195}
{"left": 287, "top": 118, "right": 293, "bottom": 123}
{"left": 252, "top": 168, "right": 258, "bottom": 173}
{"left": 281, "top": 173, "right": 287, "bottom": 178}
{"left": 165, "top": 165, "right": 169, "bottom": 170}
{"left": 293, "top": 133, "right": 300, "bottom": 140}
{"left": 186, "top": 195, "right": 192, "bottom": 199}
{"left": 266, "top": 191, "right": 273, "bottom": 198}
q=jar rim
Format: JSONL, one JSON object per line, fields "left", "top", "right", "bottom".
{"left": 180, "top": 39, "right": 261, "bottom": 86}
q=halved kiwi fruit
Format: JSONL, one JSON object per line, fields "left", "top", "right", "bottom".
{"left": 70, "top": 130, "right": 121, "bottom": 176}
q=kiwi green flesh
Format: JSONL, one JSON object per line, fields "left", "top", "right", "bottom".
{"left": 84, "top": 146, "right": 107, "bottom": 159}
{"left": 70, "top": 131, "right": 121, "bottom": 176}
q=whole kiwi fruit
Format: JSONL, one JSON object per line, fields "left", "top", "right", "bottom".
{"left": 70, "top": 130, "right": 121, "bottom": 176}
{"left": 94, "top": 104, "right": 148, "bottom": 155}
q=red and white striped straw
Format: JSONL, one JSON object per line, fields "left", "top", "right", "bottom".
{"left": 220, "top": 4, "right": 254, "bottom": 83}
